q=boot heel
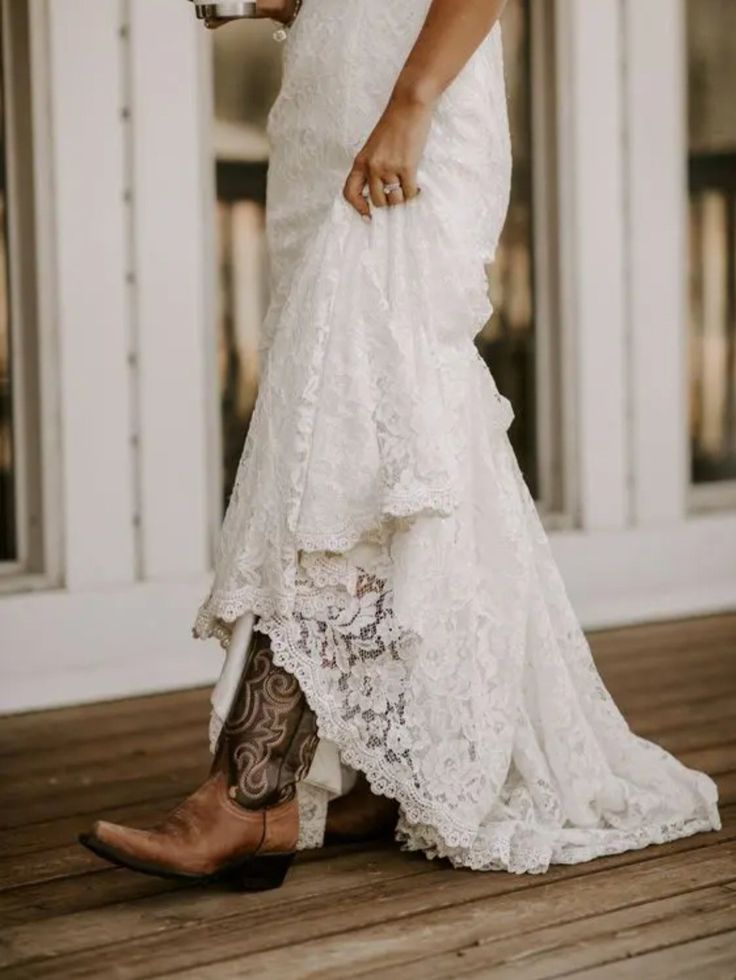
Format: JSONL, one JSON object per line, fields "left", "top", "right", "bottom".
{"left": 229, "top": 852, "right": 295, "bottom": 892}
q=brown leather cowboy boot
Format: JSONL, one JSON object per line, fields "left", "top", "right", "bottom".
{"left": 325, "top": 772, "right": 399, "bottom": 844}
{"left": 78, "top": 630, "right": 319, "bottom": 891}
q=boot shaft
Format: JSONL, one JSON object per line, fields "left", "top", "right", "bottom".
{"left": 214, "top": 629, "right": 319, "bottom": 809}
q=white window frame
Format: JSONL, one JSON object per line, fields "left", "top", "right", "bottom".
{"left": 528, "top": 0, "right": 575, "bottom": 528}
{"left": 0, "top": 0, "right": 62, "bottom": 590}
{"left": 681, "top": 0, "right": 736, "bottom": 514}
{"left": 544, "top": 0, "right": 736, "bottom": 625}
{"left": 554, "top": 0, "right": 629, "bottom": 534}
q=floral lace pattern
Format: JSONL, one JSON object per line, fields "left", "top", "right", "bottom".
{"left": 193, "top": 1, "right": 721, "bottom": 872}
{"left": 296, "top": 781, "right": 329, "bottom": 850}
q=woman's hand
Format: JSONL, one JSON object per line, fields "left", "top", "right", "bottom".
{"left": 205, "top": 0, "right": 296, "bottom": 28}
{"left": 344, "top": 0, "right": 506, "bottom": 218}
{"left": 343, "top": 93, "right": 433, "bottom": 219}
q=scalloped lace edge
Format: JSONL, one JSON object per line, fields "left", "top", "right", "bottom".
{"left": 221, "top": 615, "right": 719, "bottom": 874}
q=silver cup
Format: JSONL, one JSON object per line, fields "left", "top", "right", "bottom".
{"left": 190, "top": 1, "right": 259, "bottom": 19}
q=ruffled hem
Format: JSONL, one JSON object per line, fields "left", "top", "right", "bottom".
{"left": 259, "top": 617, "right": 720, "bottom": 874}
{"left": 192, "top": 486, "right": 458, "bottom": 635}
{"left": 397, "top": 809, "right": 721, "bottom": 875}
{"left": 198, "top": 188, "right": 515, "bottom": 633}
{"left": 195, "top": 597, "right": 720, "bottom": 875}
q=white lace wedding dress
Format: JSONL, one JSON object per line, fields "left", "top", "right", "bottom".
{"left": 194, "top": 0, "right": 720, "bottom": 872}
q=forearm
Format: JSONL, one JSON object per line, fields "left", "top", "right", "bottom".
{"left": 391, "top": 0, "right": 507, "bottom": 109}
{"left": 343, "top": 0, "right": 506, "bottom": 214}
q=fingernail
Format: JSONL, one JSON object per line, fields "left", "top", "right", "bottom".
{"left": 362, "top": 214, "right": 371, "bottom": 224}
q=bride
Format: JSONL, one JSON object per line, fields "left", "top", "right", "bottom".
{"left": 80, "top": 0, "right": 720, "bottom": 890}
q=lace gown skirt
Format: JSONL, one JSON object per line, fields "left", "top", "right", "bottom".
{"left": 194, "top": 0, "right": 720, "bottom": 872}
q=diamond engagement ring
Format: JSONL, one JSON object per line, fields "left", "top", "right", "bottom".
{"left": 383, "top": 182, "right": 402, "bottom": 194}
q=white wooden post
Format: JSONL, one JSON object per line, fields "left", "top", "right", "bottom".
{"left": 128, "top": 0, "right": 214, "bottom": 580}
{"left": 623, "top": 0, "right": 689, "bottom": 525}
{"left": 555, "top": 0, "right": 629, "bottom": 531}
{"left": 46, "top": 0, "right": 136, "bottom": 588}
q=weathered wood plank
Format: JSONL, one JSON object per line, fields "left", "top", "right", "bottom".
{"left": 5, "top": 838, "right": 734, "bottom": 978}
{"left": 626, "top": 694, "right": 734, "bottom": 737}
{"left": 679, "top": 743, "right": 736, "bottom": 777}
{"left": 589, "top": 613, "right": 736, "bottom": 655}
{"left": 0, "top": 764, "right": 207, "bottom": 832}
{"left": 0, "top": 687, "right": 209, "bottom": 747}
{"left": 595, "top": 645, "right": 736, "bottom": 683}
{"left": 1, "top": 725, "right": 205, "bottom": 781}
{"left": 5, "top": 655, "right": 730, "bottom": 790}
{"left": 5, "top": 752, "right": 724, "bottom": 895}
{"left": 0, "top": 845, "right": 430, "bottom": 970}
{"left": 712, "top": 769, "right": 736, "bottom": 803}
{"left": 0, "top": 707, "right": 209, "bottom": 766}
{"left": 600, "top": 659, "right": 736, "bottom": 703}
{"left": 1, "top": 741, "right": 210, "bottom": 812}
{"left": 2, "top": 725, "right": 731, "bottom": 868}
{"left": 0, "top": 842, "right": 358, "bottom": 926}
{"left": 597, "top": 637, "right": 735, "bottom": 675}
{"left": 649, "top": 718, "right": 736, "bottom": 756}
{"left": 107, "top": 842, "right": 736, "bottom": 980}
{"left": 0, "top": 794, "right": 191, "bottom": 862}
{"left": 368, "top": 885, "right": 736, "bottom": 979}
{"left": 0, "top": 614, "right": 732, "bottom": 979}
{"left": 593, "top": 635, "right": 736, "bottom": 666}
{"left": 1, "top": 804, "right": 731, "bottom": 931}
{"left": 560, "top": 930, "right": 736, "bottom": 980}
{"left": 3, "top": 686, "right": 729, "bottom": 831}
{"left": 0, "top": 801, "right": 197, "bottom": 891}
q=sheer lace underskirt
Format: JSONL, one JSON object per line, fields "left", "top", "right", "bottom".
{"left": 199, "top": 472, "right": 720, "bottom": 873}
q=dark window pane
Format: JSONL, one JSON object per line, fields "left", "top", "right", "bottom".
{"left": 687, "top": 0, "right": 736, "bottom": 484}
{"left": 212, "top": 20, "right": 279, "bottom": 507}
{"left": 0, "top": 6, "right": 17, "bottom": 561}
{"left": 477, "top": 0, "right": 537, "bottom": 497}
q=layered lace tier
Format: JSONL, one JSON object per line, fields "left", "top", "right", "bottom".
{"left": 193, "top": 2, "right": 720, "bottom": 872}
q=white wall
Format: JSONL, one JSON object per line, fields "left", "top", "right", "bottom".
{"left": 0, "top": 0, "right": 734, "bottom": 713}
{"left": 551, "top": 0, "right": 735, "bottom": 620}
{"left": 0, "top": 1, "right": 222, "bottom": 713}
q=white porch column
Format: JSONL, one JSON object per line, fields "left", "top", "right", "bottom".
{"left": 128, "top": 0, "right": 216, "bottom": 581}
{"left": 623, "top": 0, "right": 689, "bottom": 525}
{"left": 46, "top": 0, "right": 136, "bottom": 588}
{"left": 555, "top": 0, "right": 629, "bottom": 531}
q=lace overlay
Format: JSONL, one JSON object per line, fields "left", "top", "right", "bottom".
{"left": 296, "top": 782, "right": 329, "bottom": 850}
{"left": 193, "top": 0, "right": 721, "bottom": 872}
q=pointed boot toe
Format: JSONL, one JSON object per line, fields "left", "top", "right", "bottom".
{"left": 79, "top": 820, "right": 176, "bottom": 878}
{"left": 78, "top": 774, "right": 301, "bottom": 887}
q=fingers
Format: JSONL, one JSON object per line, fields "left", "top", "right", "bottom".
{"left": 371, "top": 173, "right": 421, "bottom": 207}
{"left": 343, "top": 169, "right": 371, "bottom": 220}
{"left": 368, "top": 173, "right": 389, "bottom": 209}
{"left": 343, "top": 163, "right": 422, "bottom": 219}
{"left": 383, "top": 176, "right": 405, "bottom": 207}
{"left": 399, "top": 168, "right": 420, "bottom": 202}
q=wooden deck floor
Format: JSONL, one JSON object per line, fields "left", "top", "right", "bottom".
{"left": 1, "top": 614, "right": 735, "bottom": 979}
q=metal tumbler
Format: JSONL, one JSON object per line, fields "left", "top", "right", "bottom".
{"left": 190, "top": 1, "right": 258, "bottom": 20}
